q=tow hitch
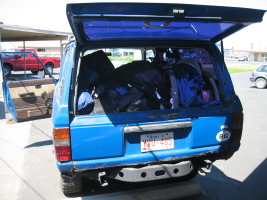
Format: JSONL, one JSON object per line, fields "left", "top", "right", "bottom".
{"left": 98, "top": 171, "right": 108, "bottom": 186}
{"left": 198, "top": 160, "right": 213, "bottom": 176}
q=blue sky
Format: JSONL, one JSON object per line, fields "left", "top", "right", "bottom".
{"left": 0, "top": 0, "right": 266, "bottom": 50}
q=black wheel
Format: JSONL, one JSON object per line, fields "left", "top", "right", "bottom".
{"left": 45, "top": 64, "right": 53, "bottom": 74}
{"left": 255, "top": 78, "right": 267, "bottom": 89}
{"left": 202, "top": 70, "right": 221, "bottom": 101}
{"left": 31, "top": 71, "right": 38, "bottom": 75}
{"left": 45, "top": 98, "right": 53, "bottom": 109}
{"left": 4, "top": 65, "right": 11, "bottom": 76}
{"left": 61, "top": 173, "right": 83, "bottom": 195}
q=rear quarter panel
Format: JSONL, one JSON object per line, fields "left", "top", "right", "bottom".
{"left": 39, "top": 57, "right": 61, "bottom": 68}
{"left": 52, "top": 42, "right": 75, "bottom": 127}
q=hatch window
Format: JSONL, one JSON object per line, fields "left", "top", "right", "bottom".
{"left": 82, "top": 21, "right": 235, "bottom": 41}
{"left": 75, "top": 47, "right": 221, "bottom": 115}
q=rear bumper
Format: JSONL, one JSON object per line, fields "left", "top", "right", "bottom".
{"left": 250, "top": 77, "right": 256, "bottom": 82}
{"left": 107, "top": 161, "right": 193, "bottom": 182}
{"left": 56, "top": 144, "right": 226, "bottom": 173}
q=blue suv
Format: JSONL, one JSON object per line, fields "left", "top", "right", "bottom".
{"left": 1, "top": 2, "right": 265, "bottom": 195}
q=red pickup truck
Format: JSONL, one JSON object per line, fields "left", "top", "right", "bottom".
{"left": 2, "top": 48, "right": 60, "bottom": 76}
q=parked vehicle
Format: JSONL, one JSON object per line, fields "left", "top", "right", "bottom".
{"left": 2, "top": 48, "right": 60, "bottom": 76}
{"left": 250, "top": 64, "right": 267, "bottom": 88}
{"left": 0, "top": 50, "right": 57, "bottom": 123}
{"left": 1, "top": 2, "right": 265, "bottom": 196}
{"left": 238, "top": 56, "right": 248, "bottom": 61}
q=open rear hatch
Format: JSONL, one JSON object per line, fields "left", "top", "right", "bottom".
{"left": 67, "top": 2, "right": 265, "bottom": 45}
{"left": 66, "top": 3, "right": 264, "bottom": 164}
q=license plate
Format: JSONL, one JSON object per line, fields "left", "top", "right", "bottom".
{"left": 141, "top": 132, "right": 174, "bottom": 152}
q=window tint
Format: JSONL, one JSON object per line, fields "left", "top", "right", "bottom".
{"left": 19, "top": 50, "right": 29, "bottom": 57}
{"left": 30, "top": 50, "right": 35, "bottom": 56}
{"left": 77, "top": 47, "right": 220, "bottom": 115}
{"left": 83, "top": 49, "right": 142, "bottom": 68}
{"left": 83, "top": 21, "right": 235, "bottom": 41}
{"left": 147, "top": 48, "right": 216, "bottom": 78}
{"left": 257, "top": 65, "right": 267, "bottom": 72}
{"left": 145, "top": 50, "right": 155, "bottom": 62}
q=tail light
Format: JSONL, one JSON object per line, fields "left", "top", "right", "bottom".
{"left": 53, "top": 127, "right": 71, "bottom": 161}
{"left": 232, "top": 113, "right": 244, "bottom": 142}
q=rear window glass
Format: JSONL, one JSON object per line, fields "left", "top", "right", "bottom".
{"left": 83, "top": 21, "right": 235, "bottom": 41}
{"left": 83, "top": 48, "right": 142, "bottom": 68}
{"left": 77, "top": 47, "right": 220, "bottom": 115}
{"left": 145, "top": 48, "right": 215, "bottom": 77}
{"left": 256, "top": 65, "right": 267, "bottom": 72}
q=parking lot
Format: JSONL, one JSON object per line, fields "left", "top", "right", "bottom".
{"left": 0, "top": 70, "right": 267, "bottom": 199}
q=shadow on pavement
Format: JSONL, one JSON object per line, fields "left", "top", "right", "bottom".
{"left": 239, "top": 158, "right": 267, "bottom": 199}
{"left": 51, "top": 158, "right": 267, "bottom": 199}
{"left": 68, "top": 177, "right": 201, "bottom": 200}
{"left": 24, "top": 140, "right": 53, "bottom": 148}
{"left": 186, "top": 158, "right": 267, "bottom": 199}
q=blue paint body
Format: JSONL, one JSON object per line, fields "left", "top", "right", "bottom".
{"left": 0, "top": 3, "right": 265, "bottom": 191}
{"left": 52, "top": 17, "right": 246, "bottom": 173}
{"left": 2, "top": 3, "right": 264, "bottom": 183}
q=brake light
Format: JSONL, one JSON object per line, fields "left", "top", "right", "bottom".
{"left": 53, "top": 127, "right": 71, "bottom": 161}
{"left": 252, "top": 73, "right": 254, "bottom": 76}
{"left": 232, "top": 113, "right": 243, "bottom": 142}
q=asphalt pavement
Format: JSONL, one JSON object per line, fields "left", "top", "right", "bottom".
{"left": 0, "top": 71, "right": 267, "bottom": 199}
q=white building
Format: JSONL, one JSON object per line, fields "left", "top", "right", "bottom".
{"left": 2, "top": 40, "right": 69, "bottom": 57}
{"left": 249, "top": 50, "right": 267, "bottom": 62}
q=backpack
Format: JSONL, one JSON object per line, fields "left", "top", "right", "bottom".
{"left": 172, "top": 58, "right": 206, "bottom": 108}
{"left": 110, "top": 61, "right": 170, "bottom": 110}
{"left": 80, "top": 50, "right": 115, "bottom": 84}
{"left": 77, "top": 50, "right": 115, "bottom": 114}
{"left": 172, "top": 58, "right": 221, "bottom": 108}
{"left": 107, "top": 82, "right": 144, "bottom": 112}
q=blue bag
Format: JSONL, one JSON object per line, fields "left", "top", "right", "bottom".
{"left": 173, "top": 58, "right": 221, "bottom": 108}
{"left": 77, "top": 88, "right": 94, "bottom": 114}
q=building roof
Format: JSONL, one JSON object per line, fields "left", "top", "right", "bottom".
{"left": 249, "top": 50, "right": 267, "bottom": 53}
{"left": 0, "top": 23, "right": 73, "bottom": 42}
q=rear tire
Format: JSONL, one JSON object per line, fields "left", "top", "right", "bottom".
{"left": 61, "top": 173, "right": 83, "bottom": 195}
{"left": 4, "top": 65, "right": 11, "bottom": 76}
{"left": 255, "top": 78, "right": 267, "bottom": 89}
{"left": 31, "top": 71, "right": 38, "bottom": 75}
{"left": 45, "top": 64, "right": 53, "bottom": 74}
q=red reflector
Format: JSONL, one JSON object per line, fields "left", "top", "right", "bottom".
{"left": 232, "top": 113, "right": 244, "bottom": 142}
{"left": 55, "top": 146, "right": 71, "bottom": 161}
